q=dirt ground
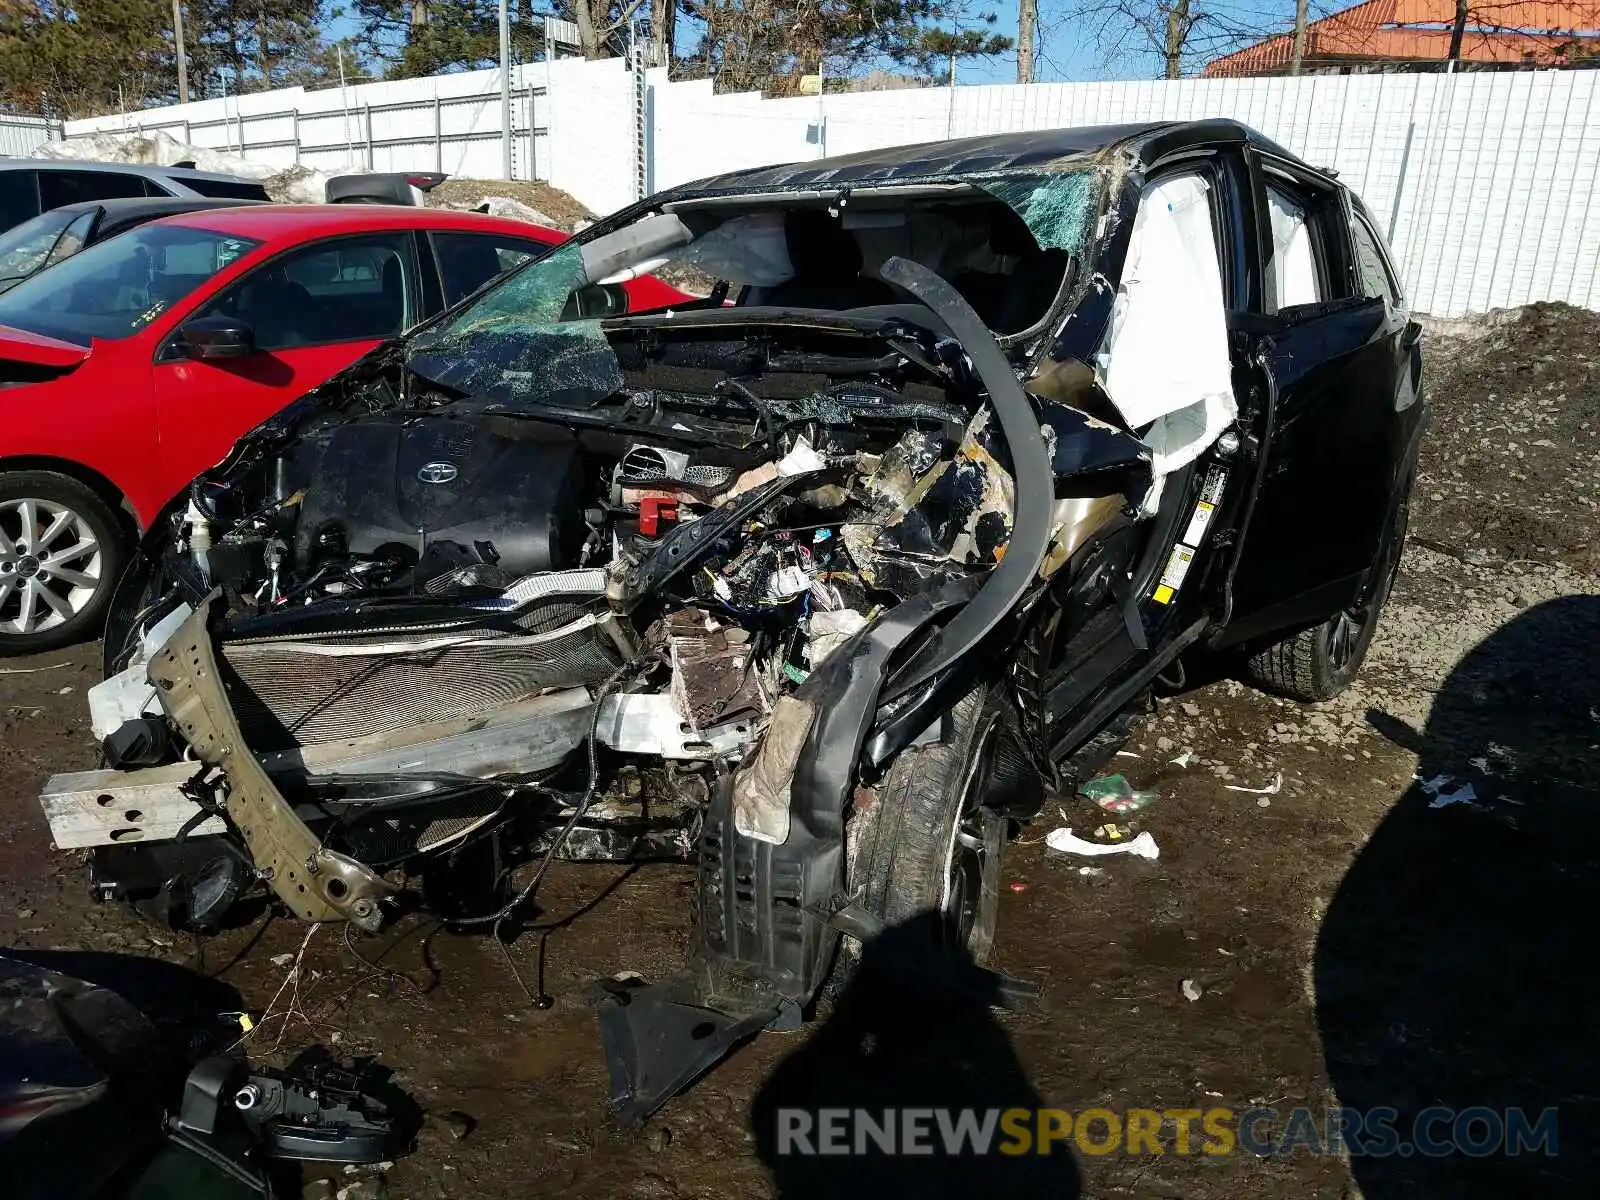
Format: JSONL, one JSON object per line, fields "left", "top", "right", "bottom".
{"left": 2, "top": 305, "right": 1597, "bottom": 1198}
{"left": 427, "top": 179, "right": 594, "bottom": 231}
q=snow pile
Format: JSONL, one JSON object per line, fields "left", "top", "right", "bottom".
{"left": 31, "top": 130, "right": 363, "bottom": 205}
{"left": 434, "top": 193, "right": 560, "bottom": 229}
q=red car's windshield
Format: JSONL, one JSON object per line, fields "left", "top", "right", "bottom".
{"left": 0, "top": 223, "right": 259, "bottom": 346}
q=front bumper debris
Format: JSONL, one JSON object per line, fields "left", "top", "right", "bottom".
{"left": 146, "top": 594, "right": 393, "bottom": 930}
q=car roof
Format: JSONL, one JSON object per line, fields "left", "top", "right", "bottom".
{"left": 675, "top": 119, "right": 1306, "bottom": 196}
{"left": 50, "top": 195, "right": 258, "bottom": 221}
{"left": 0, "top": 158, "right": 257, "bottom": 185}
{"left": 153, "top": 203, "right": 566, "bottom": 244}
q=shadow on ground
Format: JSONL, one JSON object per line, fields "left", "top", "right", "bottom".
{"left": 1318, "top": 595, "right": 1600, "bottom": 1195}
{"left": 749, "top": 913, "right": 1082, "bottom": 1199}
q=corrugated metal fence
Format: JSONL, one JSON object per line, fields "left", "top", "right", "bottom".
{"left": 0, "top": 112, "right": 63, "bottom": 157}
{"left": 63, "top": 66, "right": 1600, "bottom": 319}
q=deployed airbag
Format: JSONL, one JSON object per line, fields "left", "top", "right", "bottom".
{"left": 1098, "top": 173, "right": 1236, "bottom": 483}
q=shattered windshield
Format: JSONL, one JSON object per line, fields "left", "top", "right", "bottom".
{"left": 980, "top": 173, "right": 1099, "bottom": 252}
{"left": 408, "top": 241, "right": 626, "bottom": 407}
{"left": 407, "top": 168, "right": 1105, "bottom": 408}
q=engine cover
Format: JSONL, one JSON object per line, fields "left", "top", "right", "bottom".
{"left": 289, "top": 412, "right": 586, "bottom": 576}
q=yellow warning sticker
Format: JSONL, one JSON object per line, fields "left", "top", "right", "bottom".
{"left": 1152, "top": 544, "right": 1195, "bottom": 605}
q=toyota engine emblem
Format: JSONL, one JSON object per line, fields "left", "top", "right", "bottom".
{"left": 417, "top": 461, "right": 458, "bottom": 484}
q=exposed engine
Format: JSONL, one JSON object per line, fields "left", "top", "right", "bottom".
{"left": 87, "top": 313, "right": 1056, "bottom": 928}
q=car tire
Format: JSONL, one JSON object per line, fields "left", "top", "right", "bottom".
{"left": 1246, "top": 478, "right": 1411, "bottom": 702}
{"left": 0, "top": 471, "right": 128, "bottom": 656}
{"left": 830, "top": 687, "right": 1006, "bottom": 990}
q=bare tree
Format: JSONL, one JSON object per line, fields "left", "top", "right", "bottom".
{"left": 1447, "top": 0, "right": 1468, "bottom": 62}
{"left": 573, "top": 0, "right": 647, "bottom": 60}
{"left": 650, "top": 0, "right": 675, "bottom": 65}
{"left": 1018, "top": 0, "right": 1036, "bottom": 81}
{"left": 1049, "top": 0, "right": 1267, "bottom": 79}
{"left": 1289, "top": 0, "right": 1308, "bottom": 74}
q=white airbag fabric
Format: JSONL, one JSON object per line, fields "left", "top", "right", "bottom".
{"left": 1097, "top": 174, "right": 1236, "bottom": 483}
{"left": 1267, "top": 188, "right": 1319, "bottom": 308}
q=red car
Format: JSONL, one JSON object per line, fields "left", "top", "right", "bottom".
{"left": 0, "top": 205, "right": 686, "bottom": 654}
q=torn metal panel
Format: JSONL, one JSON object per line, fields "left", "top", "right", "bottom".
{"left": 841, "top": 410, "right": 1015, "bottom": 597}
{"left": 596, "top": 693, "right": 755, "bottom": 761}
{"left": 87, "top": 601, "right": 195, "bottom": 740}
{"left": 660, "top": 609, "right": 766, "bottom": 727}
{"left": 44, "top": 687, "right": 597, "bottom": 849}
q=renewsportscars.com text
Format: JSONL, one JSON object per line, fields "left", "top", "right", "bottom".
{"left": 773, "top": 1106, "right": 1559, "bottom": 1158}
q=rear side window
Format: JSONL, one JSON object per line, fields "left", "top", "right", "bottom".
{"left": 0, "top": 170, "right": 41, "bottom": 232}
{"left": 1349, "top": 210, "right": 1402, "bottom": 307}
{"left": 181, "top": 177, "right": 271, "bottom": 201}
{"left": 38, "top": 169, "right": 149, "bottom": 209}
{"left": 432, "top": 231, "right": 558, "bottom": 306}
{"left": 1266, "top": 185, "right": 1321, "bottom": 308}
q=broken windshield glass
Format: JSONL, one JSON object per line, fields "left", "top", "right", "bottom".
{"left": 406, "top": 170, "right": 1108, "bottom": 407}
{"left": 980, "top": 172, "right": 1099, "bottom": 253}
{"left": 408, "top": 241, "right": 625, "bottom": 405}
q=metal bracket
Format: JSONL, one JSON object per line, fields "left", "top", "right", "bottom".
{"left": 147, "top": 594, "right": 393, "bottom": 930}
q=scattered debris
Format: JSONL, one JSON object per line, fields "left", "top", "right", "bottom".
{"left": 1078, "top": 773, "right": 1158, "bottom": 814}
{"left": 1223, "top": 771, "right": 1284, "bottom": 796}
{"left": 1045, "top": 827, "right": 1161, "bottom": 860}
{"left": 1418, "top": 773, "right": 1484, "bottom": 809}
{"left": 1008, "top": 881, "right": 1029, "bottom": 893}
{"left": 56, "top": 686, "right": 72, "bottom": 695}
{"left": 1181, "top": 979, "right": 1203, "bottom": 1002}
{"left": 269, "top": 952, "right": 296, "bottom": 968}
{"left": 1170, "top": 749, "right": 1194, "bottom": 768}
{"left": 0, "top": 662, "right": 69, "bottom": 675}
{"left": 1077, "top": 866, "right": 1106, "bottom": 878}
{"left": 1429, "top": 781, "right": 1479, "bottom": 809}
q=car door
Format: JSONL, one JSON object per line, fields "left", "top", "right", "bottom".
{"left": 152, "top": 231, "right": 423, "bottom": 483}
{"left": 428, "top": 229, "right": 560, "bottom": 310}
{"left": 1027, "top": 158, "right": 1251, "bottom": 749}
{"left": 1223, "top": 156, "right": 1420, "bottom": 641}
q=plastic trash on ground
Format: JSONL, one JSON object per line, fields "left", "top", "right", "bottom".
{"left": 1078, "top": 772, "right": 1157, "bottom": 814}
{"left": 1045, "top": 827, "right": 1160, "bottom": 860}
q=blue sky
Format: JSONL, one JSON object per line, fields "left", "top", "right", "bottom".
{"left": 955, "top": 0, "right": 1319, "bottom": 84}
{"left": 328, "top": 1, "right": 1325, "bottom": 86}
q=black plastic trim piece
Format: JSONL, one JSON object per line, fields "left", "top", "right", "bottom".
{"left": 875, "top": 256, "right": 1055, "bottom": 700}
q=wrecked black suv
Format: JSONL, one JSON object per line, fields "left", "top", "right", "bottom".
{"left": 42, "top": 119, "right": 1424, "bottom": 1120}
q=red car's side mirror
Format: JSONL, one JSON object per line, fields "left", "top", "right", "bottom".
{"left": 179, "top": 315, "right": 256, "bottom": 360}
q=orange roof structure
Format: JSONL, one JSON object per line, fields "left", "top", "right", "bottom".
{"left": 1202, "top": 0, "right": 1600, "bottom": 76}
